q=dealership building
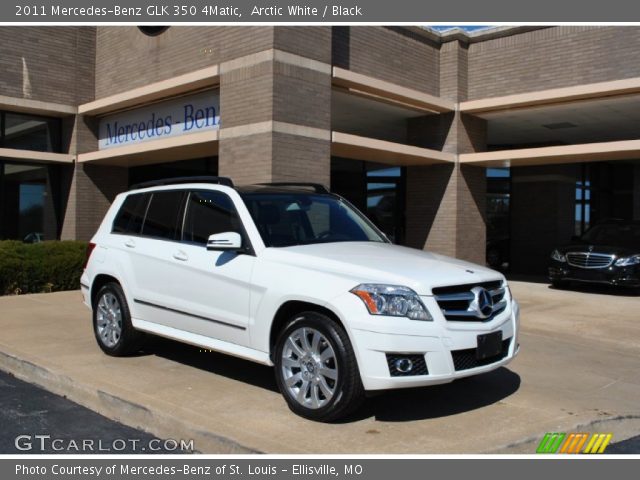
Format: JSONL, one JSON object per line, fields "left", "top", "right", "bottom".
{"left": 1, "top": 25, "right": 639, "bottom": 273}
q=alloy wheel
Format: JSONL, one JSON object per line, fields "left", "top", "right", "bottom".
{"left": 281, "top": 327, "right": 339, "bottom": 409}
{"left": 96, "top": 292, "right": 123, "bottom": 348}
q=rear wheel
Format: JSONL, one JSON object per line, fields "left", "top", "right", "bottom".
{"left": 93, "top": 282, "right": 142, "bottom": 356}
{"left": 274, "top": 312, "right": 364, "bottom": 422}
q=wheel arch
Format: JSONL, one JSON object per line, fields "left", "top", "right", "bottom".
{"left": 268, "top": 300, "right": 346, "bottom": 363}
{"left": 90, "top": 274, "right": 121, "bottom": 307}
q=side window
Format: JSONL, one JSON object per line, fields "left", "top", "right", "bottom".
{"left": 182, "top": 190, "right": 241, "bottom": 245}
{"left": 112, "top": 193, "right": 149, "bottom": 234}
{"left": 141, "top": 191, "right": 185, "bottom": 241}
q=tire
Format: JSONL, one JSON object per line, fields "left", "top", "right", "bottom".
{"left": 274, "top": 311, "right": 365, "bottom": 422}
{"left": 92, "top": 282, "right": 142, "bottom": 356}
{"left": 551, "top": 279, "right": 566, "bottom": 289}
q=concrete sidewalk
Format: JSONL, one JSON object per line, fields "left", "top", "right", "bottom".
{"left": 0, "top": 282, "right": 639, "bottom": 453}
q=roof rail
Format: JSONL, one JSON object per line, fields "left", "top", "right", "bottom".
{"left": 129, "top": 176, "right": 235, "bottom": 191}
{"left": 257, "top": 182, "right": 330, "bottom": 194}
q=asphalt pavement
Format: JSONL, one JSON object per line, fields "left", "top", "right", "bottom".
{"left": 0, "top": 370, "right": 187, "bottom": 454}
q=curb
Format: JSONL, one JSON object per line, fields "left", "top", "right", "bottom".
{"left": 0, "top": 350, "right": 260, "bottom": 454}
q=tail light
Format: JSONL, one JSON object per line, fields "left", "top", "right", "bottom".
{"left": 84, "top": 242, "right": 97, "bottom": 269}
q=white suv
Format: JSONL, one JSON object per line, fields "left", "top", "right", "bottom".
{"left": 81, "top": 177, "right": 519, "bottom": 421}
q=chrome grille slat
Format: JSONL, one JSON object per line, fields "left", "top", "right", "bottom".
{"left": 434, "top": 292, "right": 474, "bottom": 302}
{"left": 433, "top": 281, "right": 508, "bottom": 322}
{"left": 441, "top": 309, "right": 481, "bottom": 317}
{"left": 566, "top": 252, "right": 614, "bottom": 269}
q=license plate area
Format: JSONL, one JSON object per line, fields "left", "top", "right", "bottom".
{"left": 476, "top": 331, "right": 503, "bottom": 360}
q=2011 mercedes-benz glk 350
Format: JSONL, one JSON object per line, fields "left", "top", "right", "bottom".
{"left": 81, "top": 176, "right": 520, "bottom": 421}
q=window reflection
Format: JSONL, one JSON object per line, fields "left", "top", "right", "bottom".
{"left": 2, "top": 112, "right": 61, "bottom": 152}
{"left": 0, "top": 163, "right": 50, "bottom": 241}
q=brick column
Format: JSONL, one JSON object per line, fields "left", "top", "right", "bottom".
{"left": 405, "top": 40, "right": 488, "bottom": 265}
{"left": 60, "top": 115, "right": 128, "bottom": 241}
{"left": 218, "top": 27, "right": 332, "bottom": 186}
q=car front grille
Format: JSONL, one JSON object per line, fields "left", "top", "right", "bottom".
{"left": 433, "top": 280, "right": 507, "bottom": 322}
{"left": 452, "top": 338, "right": 512, "bottom": 371}
{"left": 566, "top": 252, "right": 614, "bottom": 269}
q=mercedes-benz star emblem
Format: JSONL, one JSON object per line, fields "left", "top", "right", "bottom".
{"left": 470, "top": 286, "right": 494, "bottom": 319}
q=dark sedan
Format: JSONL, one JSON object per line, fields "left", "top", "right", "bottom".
{"left": 549, "top": 220, "right": 640, "bottom": 289}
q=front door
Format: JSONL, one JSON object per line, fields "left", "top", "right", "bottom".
{"left": 166, "top": 189, "right": 254, "bottom": 346}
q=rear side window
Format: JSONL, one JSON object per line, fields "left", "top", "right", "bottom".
{"left": 141, "top": 191, "right": 185, "bottom": 241}
{"left": 112, "top": 193, "right": 149, "bottom": 234}
{"left": 182, "top": 190, "right": 241, "bottom": 245}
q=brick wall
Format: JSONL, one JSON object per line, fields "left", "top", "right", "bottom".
{"left": 220, "top": 61, "right": 274, "bottom": 129}
{"left": 404, "top": 39, "right": 487, "bottom": 264}
{"left": 95, "top": 26, "right": 274, "bottom": 98}
{"left": 0, "top": 26, "right": 95, "bottom": 105}
{"left": 332, "top": 26, "right": 440, "bottom": 94}
{"left": 60, "top": 164, "right": 128, "bottom": 241}
{"left": 468, "top": 26, "right": 640, "bottom": 99}
{"left": 219, "top": 133, "right": 273, "bottom": 186}
{"left": 219, "top": 28, "right": 332, "bottom": 186}
{"left": 274, "top": 27, "right": 332, "bottom": 63}
{"left": 273, "top": 62, "right": 331, "bottom": 129}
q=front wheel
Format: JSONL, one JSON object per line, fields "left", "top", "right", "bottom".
{"left": 274, "top": 312, "right": 364, "bottom": 422}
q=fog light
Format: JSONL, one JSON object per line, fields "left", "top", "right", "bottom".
{"left": 394, "top": 358, "right": 413, "bottom": 373}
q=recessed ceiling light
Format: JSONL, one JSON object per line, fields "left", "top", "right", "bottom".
{"left": 542, "top": 122, "right": 577, "bottom": 130}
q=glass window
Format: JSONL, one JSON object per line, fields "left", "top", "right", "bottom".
{"left": 242, "top": 193, "right": 387, "bottom": 247}
{"left": 141, "top": 191, "right": 185, "bottom": 241}
{"left": 330, "top": 158, "right": 405, "bottom": 243}
{"left": 1, "top": 112, "right": 61, "bottom": 152}
{"left": 112, "top": 193, "right": 149, "bottom": 235}
{"left": 182, "top": 190, "right": 241, "bottom": 245}
{"left": 0, "top": 163, "right": 49, "bottom": 241}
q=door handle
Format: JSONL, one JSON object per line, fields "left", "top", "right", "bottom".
{"left": 124, "top": 239, "right": 136, "bottom": 248}
{"left": 173, "top": 250, "right": 188, "bottom": 261}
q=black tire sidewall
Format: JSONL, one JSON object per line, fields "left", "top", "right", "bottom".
{"left": 274, "top": 311, "right": 362, "bottom": 422}
{"left": 92, "top": 283, "right": 137, "bottom": 356}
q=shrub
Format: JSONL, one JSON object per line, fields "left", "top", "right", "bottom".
{"left": 0, "top": 240, "right": 87, "bottom": 295}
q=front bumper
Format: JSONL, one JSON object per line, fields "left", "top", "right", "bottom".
{"left": 549, "top": 262, "right": 640, "bottom": 287}
{"left": 333, "top": 293, "right": 520, "bottom": 391}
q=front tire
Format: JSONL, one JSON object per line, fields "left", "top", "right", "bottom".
{"left": 93, "top": 282, "right": 142, "bottom": 356}
{"left": 274, "top": 312, "right": 364, "bottom": 422}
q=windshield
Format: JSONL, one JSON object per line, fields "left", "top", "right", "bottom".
{"left": 580, "top": 223, "right": 640, "bottom": 249}
{"left": 241, "top": 192, "right": 388, "bottom": 247}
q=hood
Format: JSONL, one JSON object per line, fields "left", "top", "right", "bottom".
{"left": 261, "top": 242, "right": 503, "bottom": 296}
{"left": 557, "top": 243, "right": 639, "bottom": 258}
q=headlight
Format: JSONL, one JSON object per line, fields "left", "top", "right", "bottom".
{"left": 350, "top": 284, "right": 432, "bottom": 321}
{"left": 615, "top": 255, "right": 640, "bottom": 267}
{"left": 551, "top": 249, "right": 566, "bottom": 262}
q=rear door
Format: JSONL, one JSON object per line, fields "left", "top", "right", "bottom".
{"left": 124, "top": 189, "right": 189, "bottom": 328}
{"left": 110, "top": 192, "right": 151, "bottom": 307}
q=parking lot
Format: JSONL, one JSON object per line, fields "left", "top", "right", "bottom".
{"left": 0, "top": 280, "right": 639, "bottom": 453}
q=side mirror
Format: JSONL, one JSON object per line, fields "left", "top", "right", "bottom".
{"left": 206, "top": 232, "right": 243, "bottom": 251}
